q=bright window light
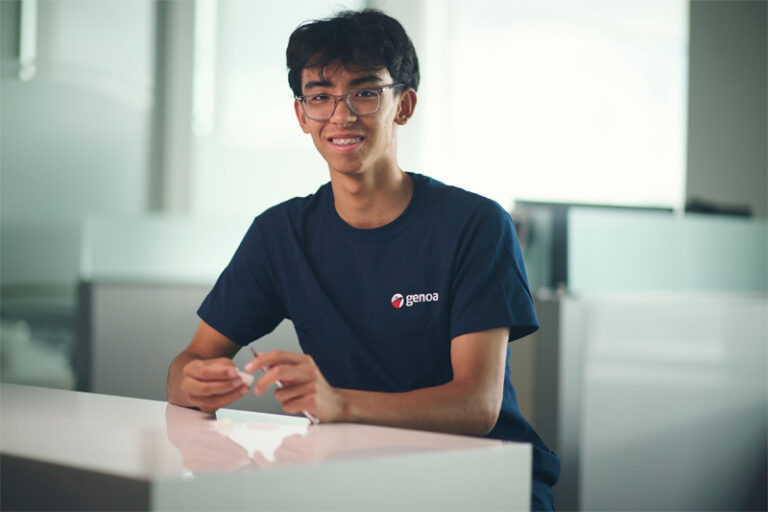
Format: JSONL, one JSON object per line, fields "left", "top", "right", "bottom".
{"left": 421, "top": 0, "right": 689, "bottom": 211}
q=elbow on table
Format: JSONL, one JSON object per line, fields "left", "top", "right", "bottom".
{"left": 475, "top": 411, "right": 500, "bottom": 437}
{"left": 453, "top": 381, "right": 503, "bottom": 437}
{"left": 464, "top": 401, "right": 501, "bottom": 437}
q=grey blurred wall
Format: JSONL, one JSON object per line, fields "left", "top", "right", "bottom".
{"left": 686, "top": 0, "right": 768, "bottom": 217}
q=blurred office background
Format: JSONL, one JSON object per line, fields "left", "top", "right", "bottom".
{"left": 1, "top": 0, "right": 766, "bottom": 510}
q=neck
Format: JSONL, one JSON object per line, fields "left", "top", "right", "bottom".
{"left": 329, "top": 165, "right": 414, "bottom": 229}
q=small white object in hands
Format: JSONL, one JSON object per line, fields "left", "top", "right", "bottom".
{"left": 236, "top": 369, "right": 255, "bottom": 387}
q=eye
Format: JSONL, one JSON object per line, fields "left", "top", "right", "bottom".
{"left": 353, "top": 89, "right": 377, "bottom": 98}
{"left": 308, "top": 94, "right": 331, "bottom": 103}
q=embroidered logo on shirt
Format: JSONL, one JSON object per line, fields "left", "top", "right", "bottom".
{"left": 391, "top": 292, "right": 439, "bottom": 308}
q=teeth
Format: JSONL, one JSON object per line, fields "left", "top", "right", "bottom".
{"left": 331, "top": 137, "right": 362, "bottom": 145}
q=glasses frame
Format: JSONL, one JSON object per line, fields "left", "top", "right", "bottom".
{"left": 296, "top": 83, "right": 405, "bottom": 121}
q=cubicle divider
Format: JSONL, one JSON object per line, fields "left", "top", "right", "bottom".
{"left": 568, "top": 208, "right": 767, "bottom": 294}
{"left": 537, "top": 292, "right": 767, "bottom": 511}
{"left": 76, "top": 214, "right": 301, "bottom": 414}
{"left": 76, "top": 279, "right": 300, "bottom": 414}
{"left": 535, "top": 209, "right": 768, "bottom": 511}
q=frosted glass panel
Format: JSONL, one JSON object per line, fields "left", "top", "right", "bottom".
{"left": 1, "top": 0, "right": 154, "bottom": 285}
{"left": 568, "top": 208, "right": 768, "bottom": 293}
{"left": 574, "top": 293, "right": 767, "bottom": 510}
{"left": 80, "top": 215, "right": 253, "bottom": 283}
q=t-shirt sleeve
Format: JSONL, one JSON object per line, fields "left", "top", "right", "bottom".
{"left": 197, "top": 218, "right": 287, "bottom": 345}
{"left": 449, "top": 201, "right": 538, "bottom": 342}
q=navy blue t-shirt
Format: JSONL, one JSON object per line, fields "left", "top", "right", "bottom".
{"left": 198, "top": 173, "right": 560, "bottom": 507}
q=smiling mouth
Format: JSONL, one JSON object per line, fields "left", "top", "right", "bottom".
{"left": 330, "top": 137, "right": 363, "bottom": 146}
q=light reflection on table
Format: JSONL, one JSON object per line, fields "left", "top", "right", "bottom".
{"left": 164, "top": 403, "right": 502, "bottom": 474}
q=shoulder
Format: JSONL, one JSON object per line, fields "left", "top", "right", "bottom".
{"left": 253, "top": 182, "right": 330, "bottom": 229}
{"left": 412, "top": 173, "right": 512, "bottom": 230}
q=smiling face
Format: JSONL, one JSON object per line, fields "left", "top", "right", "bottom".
{"left": 294, "top": 62, "right": 416, "bottom": 179}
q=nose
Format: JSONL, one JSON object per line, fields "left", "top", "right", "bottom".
{"left": 329, "top": 97, "right": 357, "bottom": 125}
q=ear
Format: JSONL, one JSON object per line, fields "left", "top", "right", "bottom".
{"left": 394, "top": 88, "right": 417, "bottom": 126}
{"left": 294, "top": 99, "right": 311, "bottom": 133}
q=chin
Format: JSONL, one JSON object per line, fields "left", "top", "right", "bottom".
{"left": 330, "top": 167, "right": 366, "bottom": 178}
{"left": 326, "top": 159, "right": 366, "bottom": 176}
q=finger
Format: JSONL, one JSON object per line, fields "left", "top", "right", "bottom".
{"left": 281, "top": 394, "right": 317, "bottom": 418}
{"left": 186, "top": 359, "right": 238, "bottom": 380}
{"left": 245, "top": 350, "right": 308, "bottom": 373}
{"left": 184, "top": 376, "right": 245, "bottom": 397}
{"left": 253, "top": 366, "right": 284, "bottom": 396}
{"left": 274, "top": 381, "right": 316, "bottom": 404}
{"left": 193, "top": 384, "right": 249, "bottom": 412}
{"left": 254, "top": 364, "right": 312, "bottom": 396}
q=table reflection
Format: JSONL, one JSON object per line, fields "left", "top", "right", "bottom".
{"left": 165, "top": 403, "right": 502, "bottom": 474}
{"left": 164, "top": 404, "right": 311, "bottom": 473}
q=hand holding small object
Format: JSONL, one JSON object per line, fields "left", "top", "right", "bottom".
{"left": 246, "top": 347, "right": 327, "bottom": 424}
{"left": 180, "top": 357, "right": 250, "bottom": 413}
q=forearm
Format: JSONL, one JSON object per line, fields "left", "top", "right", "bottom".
{"left": 337, "top": 379, "right": 501, "bottom": 436}
{"left": 252, "top": 329, "right": 509, "bottom": 436}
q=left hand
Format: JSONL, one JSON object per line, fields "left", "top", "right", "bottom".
{"left": 244, "top": 350, "right": 346, "bottom": 423}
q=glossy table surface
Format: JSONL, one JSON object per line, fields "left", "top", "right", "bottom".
{"left": 1, "top": 384, "right": 531, "bottom": 510}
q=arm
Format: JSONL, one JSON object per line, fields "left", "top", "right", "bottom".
{"left": 167, "top": 320, "right": 248, "bottom": 413}
{"left": 247, "top": 326, "right": 510, "bottom": 436}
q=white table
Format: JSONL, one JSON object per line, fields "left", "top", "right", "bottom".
{"left": 0, "top": 384, "right": 531, "bottom": 511}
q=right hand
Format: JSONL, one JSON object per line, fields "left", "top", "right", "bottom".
{"left": 179, "top": 357, "right": 250, "bottom": 413}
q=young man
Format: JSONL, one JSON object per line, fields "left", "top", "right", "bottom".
{"left": 167, "top": 9, "right": 560, "bottom": 510}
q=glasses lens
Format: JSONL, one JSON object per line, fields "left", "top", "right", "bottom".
{"left": 302, "top": 89, "right": 382, "bottom": 119}
{"left": 348, "top": 89, "right": 380, "bottom": 115}
{"left": 304, "top": 95, "right": 334, "bottom": 119}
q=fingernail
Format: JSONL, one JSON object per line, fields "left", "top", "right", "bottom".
{"left": 232, "top": 380, "right": 241, "bottom": 387}
{"left": 244, "top": 363, "right": 253, "bottom": 372}
{"left": 239, "top": 386, "right": 248, "bottom": 395}
{"left": 227, "top": 368, "right": 236, "bottom": 378}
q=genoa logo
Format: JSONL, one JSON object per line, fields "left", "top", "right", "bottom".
{"left": 391, "top": 291, "right": 440, "bottom": 309}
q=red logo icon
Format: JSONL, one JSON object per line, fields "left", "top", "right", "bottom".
{"left": 391, "top": 293, "right": 404, "bottom": 309}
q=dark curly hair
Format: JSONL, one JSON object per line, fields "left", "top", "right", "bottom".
{"left": 286, "top": 9, "right": 420, "bottom": 97}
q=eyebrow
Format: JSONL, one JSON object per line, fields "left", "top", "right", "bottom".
{"left": 303, "top": 74, "right": 383, "bottom": 92}
{"left": 303, "top": 79, "right": 332, "bottom": 91}
{"left": 350, "top": 75, "right": 383, "bottom": 87}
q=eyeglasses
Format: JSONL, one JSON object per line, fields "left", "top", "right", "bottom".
{"left": 296, "top": 83, "right": 404, "bottom": 121}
